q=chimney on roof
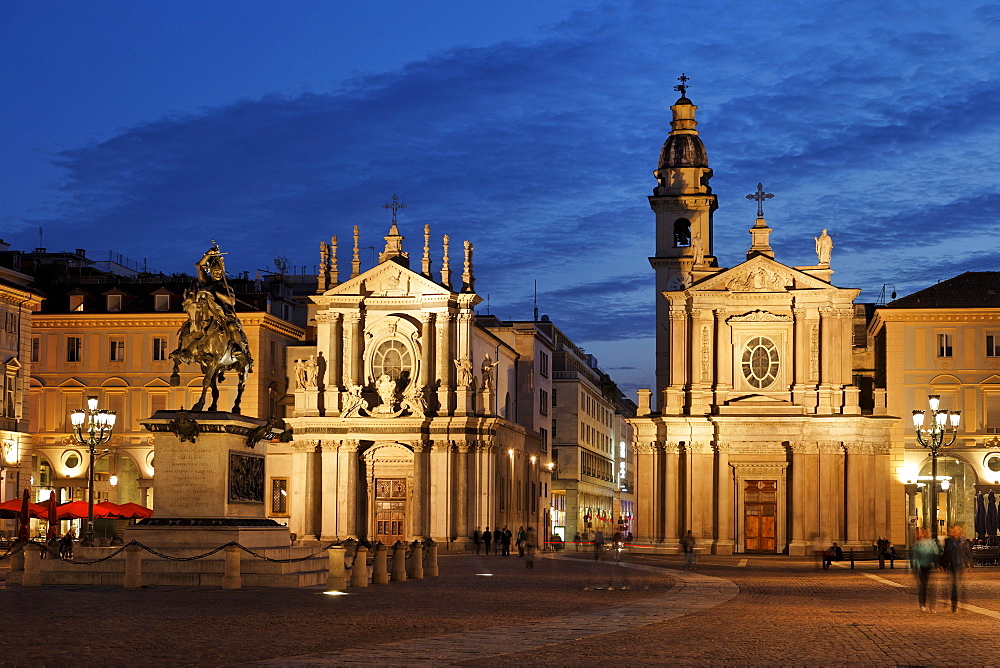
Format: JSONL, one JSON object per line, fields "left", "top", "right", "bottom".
{"left": 76, "top": 249, "right": 86, "bottom": 257}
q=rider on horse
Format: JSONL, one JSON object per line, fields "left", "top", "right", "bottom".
{"left": 170, "top": 244, "right": 254, "bottom": 413}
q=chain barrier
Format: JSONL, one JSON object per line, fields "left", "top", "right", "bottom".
{"left": 0, "top": 541, "right": 27, "bottom": 561}
{"left": 235, "top": 541, "right": 339, "bottom": 564}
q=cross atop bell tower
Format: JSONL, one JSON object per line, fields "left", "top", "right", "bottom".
{"left": 379, "top": 193, "right": 409, "bottom": 266}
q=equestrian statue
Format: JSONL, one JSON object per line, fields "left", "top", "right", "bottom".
{"left": 169, "top": 244, "right": 254, "bottom": 413}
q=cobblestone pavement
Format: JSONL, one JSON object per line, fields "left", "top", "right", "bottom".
{"left": 6, "top": 551, "right": 1000, "bottom": 666}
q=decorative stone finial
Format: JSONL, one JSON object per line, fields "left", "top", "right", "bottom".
{"left": 441, "top": 235, "right": 451, "bottom": 289}
{"left": 462, "top": 240, "right": 474, "bottom": 293}
{"left": 317, "top": 240, "right": 329, "bottom": 293}
{"left": 422, "top": 224, "right": 432, "bottom": 277}
{"left": 351, "top": 225, "right": 361, "bottom": 278}
{"left": 330, "top": 235, "right": 339, "bottom": 286}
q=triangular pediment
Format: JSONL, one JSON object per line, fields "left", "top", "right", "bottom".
{"left": 693, "top": 255, "right": 836, "bottom": 293}
{"left": 59, "top": 378, "right": 86, "bottom": 388}
{"left": 317, "top": 260, "right": 457, "bottom": 301}
{"left": 145, "top": 377, "right": 171, "bottom": 388}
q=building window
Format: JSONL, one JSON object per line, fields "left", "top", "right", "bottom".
{"left": 552, "top": 388, "right": 557, "bottom": 406}
{"left": 539, "top": 427, "right": 548, "bottom": 453}
{"left": 106, "top": 294, "right": 122, "bottom": 312}
{"left": 30, "top": 337, "right": 40, "bottom": 363}
{"left": 270, "top": 478, "right": 289, "bottom": 515}
{"left": 937, "top": 333, "right": 953, "bottom": 358}
{"left": 673, "top": 218, "right": 691, "bottom": 247}
{"left": 109, "top": 337, "right": 125, "bottom": 362}
{"left": 539, "top": 351, "right": 549, "bottom": 377}
{"left": 741, "top": 336, "right": 780, "bottom": 389}
{"left": 372, "top": 339, "right": 412, "bottom": 382}
{"left": 539, "top": 389, "right": 549, "bottom": 415}
{"left": 988, "top": 333, "right": 1000, "bottom": 358}
{"left": 152, "top": 337, "right": 168, "bottom": 361}
{"left": 69, "top": 295, "right": 84, "bottom": 312}
{"left": 66, "top": 337, "right": 82, "bottom": 363}
{"left": 154, "top": 294, "right": 170, "bottom": 312}
{"left": 987, "top": 394, "right": 1000, "bottom": 434}
{"left": 2, "top": 372, "right": 15, "bottom": 418}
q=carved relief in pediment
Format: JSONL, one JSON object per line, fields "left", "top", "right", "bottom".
{"left": 364, "top": 271, "right": 411, "bottom": 297}
{"left": 727, "top": 310, "right": 793, "bottom": 323}
{"left": 726, "top": 266, "right": 789, "bottom": 292}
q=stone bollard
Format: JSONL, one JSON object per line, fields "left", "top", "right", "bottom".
{"left": 123, "top": 544, "right": 142, "bottom": 589}
{"left": 408, "top": 540, "right": 424, "bottom": 580}
{"left": 424, "top": 539, "right": 439, "bottom": 577}
{"left": 222, "top": 545, "right": 241, "bottom": 589}
{"left": 349, "top": 544, "right": 369, "bottom": 588}
{"left": 344, "top": 538, "right": 357, "bottom": 564}
{"left": 22, "top": 543, "right": 42, "bottom": 587}
{"left": 372, "top": 543, "right": 390, "bottom": 584}
{"left": 391, "top": 541, "right": 407, "bottom": 581}
{"left": 326, "top": 545, "right": 347, "bottom": 592}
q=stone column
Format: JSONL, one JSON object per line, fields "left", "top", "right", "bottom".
{"left": 411, "top": 441, "right": 428, "bottom": 539}
{"left": 475, "top": 441, "right": 496, "bottom": 531}
{"left": 844, "top": 442, "right": 865, "bottom": 548}
{"left": 663, "top": 310, "right": 687, "bottom": 415}
{"left": 320, "top": 441, "right": 340, "bottom": 539}
{"left": 687, "top": 442, "right": 714, "bottom": 541}
{"left": 904, "top": 483, "right": 918, "bottom": 548}
{"left": 634, "top": 443, "right": 656, "bottom": 544}
{"left": 714, "top": 442, "right": 734, "bottom": 554}
{"left": 290, "top": 440, "right": 319, "bottom": 540}
{"left": 690, "top": 310, "right": 713, "bottom": 415}
{"left": 418, "top": 312, "right": 434, "bottom": 390}
{"left": 788, "top": 442, "right": 819, "bottom": 555}
{"left": 435, "top": 312, "right": 453, "bottom": 415}
{"left": 429, "top": 440, "right": 452, "bottom": 542}
{"left": 455, "top": 442, "right": 470, "bottom": 540}
{"left": 664, "top": 442, "right": 681, "bottom": 545}
{"left": 344, "top": 311, "right": 364, "bottom": 387}
{"left": 713, "top": 309, "right": 732, "bottom": 404}
{"left": 455, "top": 311, "right": 474, "bottom": 416}
{"left": 321, "top": 312, "right": 343, "bottom": 414}
{"left": 338, "top": 440, "right": 360, "bottom": 538}
{"left": 818, "top": 441, "right": 845, "bottom": 542}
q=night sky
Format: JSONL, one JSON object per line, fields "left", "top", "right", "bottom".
{"left": 3, "top": 2, "right": 999, "bottom": 394}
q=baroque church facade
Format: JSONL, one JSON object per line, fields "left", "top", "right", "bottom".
{"left": 269, "top": 221, "right": 550, "bottom": 547}
{"left": 628, "top": 88, "right": 894, "bottom": 554}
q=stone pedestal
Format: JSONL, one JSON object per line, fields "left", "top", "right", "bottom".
{"left": 294, "top": 389, "right": 321, "bottom": 417}
{"left": 127, "top": 411, "right": 291, "bottom": 549}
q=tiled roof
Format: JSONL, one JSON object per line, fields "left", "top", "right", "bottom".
{"left": 884, "top": 271, "right": 1000, "bottom": 309}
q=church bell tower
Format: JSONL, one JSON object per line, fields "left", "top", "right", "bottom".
{"left": 649, "top": 75, "right": 718, "bottom": 406}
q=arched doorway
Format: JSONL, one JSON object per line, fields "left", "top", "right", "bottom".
{"left": 918, "top": 456, "right": 977, "bottom": 535}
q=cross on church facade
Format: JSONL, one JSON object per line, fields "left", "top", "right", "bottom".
{"left": 674, "top": 73, "right": 690, "bottom": 96}
{"left": 382, "top": 194, "right": 407, "bottom": 224}
{"left": 746, "top": 182, "right": 774, "bottom": 217}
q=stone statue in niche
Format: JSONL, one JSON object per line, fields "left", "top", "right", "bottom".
{"left": 814, "top": 229, "right": 833, "bottom": 265}
{"left": 294, "top": 356, "right": 318, "bottom": 390}
{"left": 480, "top": 354, "right": 499, "bottom": 391}
{"left": 455, "top": 357, "right": 473, "bottom": 387}
{"left": 690, "top": 232, "right": 705, "bottom": 266}
{"left": 342, "top": 383, "right": 369, "bottom": 418}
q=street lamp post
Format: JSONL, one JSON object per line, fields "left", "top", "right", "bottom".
{"left": 912, "top": 394, "right": 960, "bottom": 542}
{"left": 70, "top": 396, "right": 116, "bottom": 547}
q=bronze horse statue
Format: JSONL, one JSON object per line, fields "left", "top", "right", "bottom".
{"left": 169, "top": 245, "right": 254, "bottom": 413}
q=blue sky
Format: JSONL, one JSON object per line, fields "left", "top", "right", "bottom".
{"left": 3, "top": 1, "right": 1000, "bottom": 393}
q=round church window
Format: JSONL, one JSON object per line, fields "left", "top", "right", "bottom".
{"left": 741, "top": 336, "right": 779, "bottom": 389}
{"left": 372, "top": 339, "right": 412, "bottom": 382}
{"left": 985, "top": 453, "right": 1000, "bottom": 473}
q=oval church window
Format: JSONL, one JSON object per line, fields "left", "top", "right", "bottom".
{"left": 742, "top": 336, "right": 779, "bottom": 389}
{"left": 372, "top": 339, "right": 412, "bottom": 382}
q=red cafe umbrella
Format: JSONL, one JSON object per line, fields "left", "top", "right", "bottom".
{"left": 95, "top": 501, "right": 128, "bottom": 518}
{"left": 0, "top": 498, "right": 48, "bottom": 519}
{"left": 117, "top": 502, "right": 152, "bottom": 519}
{"left": 56, "top": 500, "right": 114, "bottom": 521}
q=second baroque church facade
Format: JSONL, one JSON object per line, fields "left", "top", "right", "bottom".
{"left": 628, "top": 89, "right": 894, "bottom": 555}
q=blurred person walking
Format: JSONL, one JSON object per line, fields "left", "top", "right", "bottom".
{"left": 911, "top": 528, "right": 940, "bottom": 612}
{"left": 942, "top": 525, "right": 972, "bottom": 612}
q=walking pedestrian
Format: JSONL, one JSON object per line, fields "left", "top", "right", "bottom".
{"left": 573, "top": 532, "right": 582, "bottom": 552}
{"left": 525, "top": 527, "right": 538, "bottom": 569}
{"left": 876, "top": 536, "right": 889, "bottom": 569}
{"left": 516, "top": 526, "right": 526, "bottom": 557}
{"left": 472, "top": 527, "right": 481, "bottom": 555}
{"left": 59, "top": 528, "right": 75, "bottom": 559}
{"left": 593, "top": 530, "right": 605, "bottom": 561}
{"left": 911, "top": 527, "right": 940, "bottom": 612}
{"left": 680, "top": 530, "right": 697, "bottom": 570}
{"left": 502, "top": 527, "right": 512, "bottom": 556}
{"left": 942, "top": 525, "right": 972, "bottom": 612}
{"left": 482, "top": 526, "right": 493, "bottom": 555}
